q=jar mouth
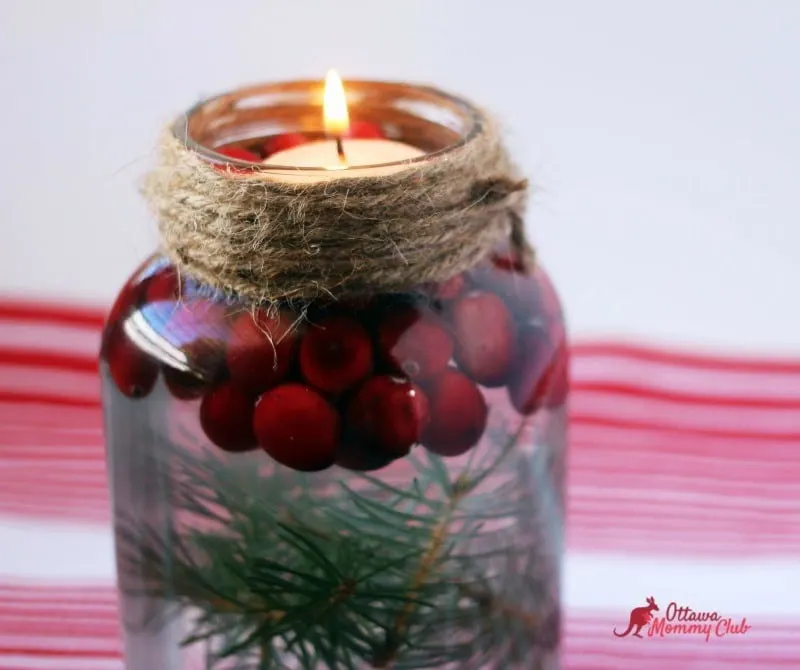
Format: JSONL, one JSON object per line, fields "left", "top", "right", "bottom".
{"left": 172, "top": 79, "right": 484, "bottom": 173}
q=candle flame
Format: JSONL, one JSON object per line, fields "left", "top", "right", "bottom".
{"left": 323, "top": 69, "right": 350, "bottom": 137}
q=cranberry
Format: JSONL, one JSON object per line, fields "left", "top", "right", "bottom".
{"left": 200, "top": 383, "right": 258, "bottom": 452}
{"left": 104, "top": 326, "right": 159, "bottom": 399}
{"left": 470, "top": 263, "right": 535, "bottom": 317}
{"left": 451, "top": 290, "right": 516, "bottom": 387}
{"left": 138, "top": 300, "right": 229, "bottom": 399}
{"left": 226, "top": 309, "right": 298, "bottom": 395}
{"left": 106, "top": 280, "right": 141, "bottom": 328}
{"left": 507, "top": 327, "right": 567, "bottom": 414}
{"left": 533, "top": 266, "right": 564, "bottom": 321}
{"left": 347, "top": 376, "right": 429, "bottom": 457}
{"left": 299, "top": 315, "right": 373, "bottom": 393}
{"left": 254, "top": 384, "right": 340, "bottom": 472}
{"left": 428, "top": 273, "right": 467, "bottom": 302}
{"left": 329, "top": 295, "right": 385, "bottom": 333}
{"left": 422, "top": 370, "right": 487, "bottom": 457}
{"left": 212, "top": 145, "right": 260, "bottom": 174}
{"left": 263, "top": 133, "right": 309, "bottom": 157}
{"left": 215, "top": 145, "right": 260, "bottom": 162}
{"left": 487, "top": 241, "right": 527, "bottom": 273}
{"left": 471, "top": 252, "right": 561, "bottom": 331}
{"left": 164, "top": 337, "right": 227, "bottom": 400}
{"left": 164, "top": 368, "right": 206, "bottom": 400}
{"left": 335, "top": 439, "right": 397, "bottom": 472}
{"left": 143, "top": 266, "right": 179, "bottom": 304}
{"left": 377, "top": 306, "right": 453, "bottom": 380}
{"left": 347, "top": 121, "right": 385, "bottom": 139}
{"left": 545, "top": 341, "right": 570, "bottom": 408}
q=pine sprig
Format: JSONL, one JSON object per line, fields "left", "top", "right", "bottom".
{"left": 116, "top": 419, "right": 561, "bottom": 669}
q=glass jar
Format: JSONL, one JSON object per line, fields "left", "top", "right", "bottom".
{"left": 101, "top": 80, "right": 568, "bottom": 670}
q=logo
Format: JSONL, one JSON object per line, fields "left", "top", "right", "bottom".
{"left": 613, "top": 596, "right": 659, "bottom": 638}
{"left": 614, "top": 597, "right": 751, "bottom": 642}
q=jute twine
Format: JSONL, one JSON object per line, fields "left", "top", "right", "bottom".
{"left": 142, "top": 113, "right": 531, "bottom": 304}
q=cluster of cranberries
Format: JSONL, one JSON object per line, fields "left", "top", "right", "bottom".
{"left": 103, "top": 128, "right": 567, "bottom": 473}
{"left": 101, "top": 246, "right": 567, "bottom": 474}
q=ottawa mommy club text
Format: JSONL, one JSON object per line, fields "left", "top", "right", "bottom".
{"left": 648, "top": 602, "right": 751, "bottom": 642}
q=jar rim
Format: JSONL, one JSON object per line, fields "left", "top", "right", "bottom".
{"left": 172, "top": 79, "right": 484, "bottom": 174}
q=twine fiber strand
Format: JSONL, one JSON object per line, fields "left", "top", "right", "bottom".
{"left": 142, "top": 114, "right": 531, "bottom": 304}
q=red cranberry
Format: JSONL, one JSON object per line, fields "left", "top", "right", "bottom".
{"left": 377, "top": 306, "right": 453, "bottom": 380}
{"left": 347, "top": 121, "right": 385, "bottom": 139}
{"left": 471, "top": 251, "right": 562, "bottom": 331}
{"left": 164, "top": 368, "right": 206, "bottom": 400}
{"left": 164, "top": 337, "right": 227, "bottom": 400}
{"left": 451, "top": 291, "right": 516, "bottom": 387}
{"left": 216, "top": 145, "right": 260, "bottom": 162}
{"left": 107, "top": 280, "right": 141, "bottom": 328}
{"left": 422, "top": 370, "right": 487, "bottom": 457}
{"left": 263, "top": 133, "right": 309, "bottom": 157}
{"left": 212, "top": 145, "right": 260, "bottom": 174}
{"left": 200, "top": 383, "right": 258, "bottom": 452}
{"left": 254, "top": 384, "right": 340, "bottom": 472}
{"left": 335, "top": 438, "right": 397, "bottom": 472}
{"left": 184, "top": 333, "right": 228, "bottom": 377}
{"left": 329, "top": 295, "right": 385, "bottom": 334}
{"left": 470, "top": 263, "right": 536, "bottom": 317}
{"left": 140, "top": 301, "right": 230, "bottom": 399}
{"left": 104, "top": 326, "right": 159, "bottom": 399}
{"left": 299, "top": 315, "right": 373, "bottom": 393}
{"left": 545, "top": 341, "right": 570, "bottom": 408}
{"left": 507, "top": 327, "right": 567, "bottom": 414}
{"left": 226, "top": 309, "right": 298, "bottom": 395}
{"left": 533, "top": 266, "right": 563, "bottom": 321}
{"left": 143, "top": 267, "right": 179, "bottom": 304}
{"left": 487, "top": 241, "right": 527, "bottom": 273}
{"left": 428, "top": 273, "right": 467, "bottom": 302}
{"left": 347, "top": 376, "right": 429, "bottom": 457}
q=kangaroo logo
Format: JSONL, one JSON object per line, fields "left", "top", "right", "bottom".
{"left": 614, "top": 596, "right": 659, "bottom": 638}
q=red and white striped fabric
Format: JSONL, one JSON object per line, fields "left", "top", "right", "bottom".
{"left": 2, "top": 298, "right": 799, "bottom": 669}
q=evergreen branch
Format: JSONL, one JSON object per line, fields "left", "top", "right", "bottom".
{"left": 258, "top": 640, "right": 273, "bottom": 670}
{"left": 354, "top": 474, "right": 443, "bottom": 511}
{"left": 117, "top": 417, "right": 559, "bottom": 669}
{"left": 372, "top": 474, "right": 469, "bottom": 668}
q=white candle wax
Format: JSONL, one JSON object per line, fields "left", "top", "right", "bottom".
{"left": 264, "top": 137, "right": 425, "bottom": 182}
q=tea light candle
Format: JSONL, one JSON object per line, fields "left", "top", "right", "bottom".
{"left": 265, "top": 70, "right": 424, "bottom": 180}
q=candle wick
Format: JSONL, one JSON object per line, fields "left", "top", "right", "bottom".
{"left": 336, "top": 136, "right": 347, "bottom": 165}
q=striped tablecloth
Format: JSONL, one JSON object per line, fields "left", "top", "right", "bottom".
{"left": 1, "top": 297, "right": 799, "bottom": 669}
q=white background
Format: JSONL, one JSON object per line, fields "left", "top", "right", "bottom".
{"left": 1, "top": 0, "right": 799, "bottom": 353}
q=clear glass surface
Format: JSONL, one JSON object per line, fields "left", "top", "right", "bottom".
{"left": 101, "top": 245, "right": 568, "bottom": 670}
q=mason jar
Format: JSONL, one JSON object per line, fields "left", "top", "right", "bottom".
{"left": 100, "top": 80, "right": 568, "bottom": 670}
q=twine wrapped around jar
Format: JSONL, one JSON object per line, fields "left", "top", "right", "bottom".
{"left": 142, "top": 105, "right": 531, "bottom": 304}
